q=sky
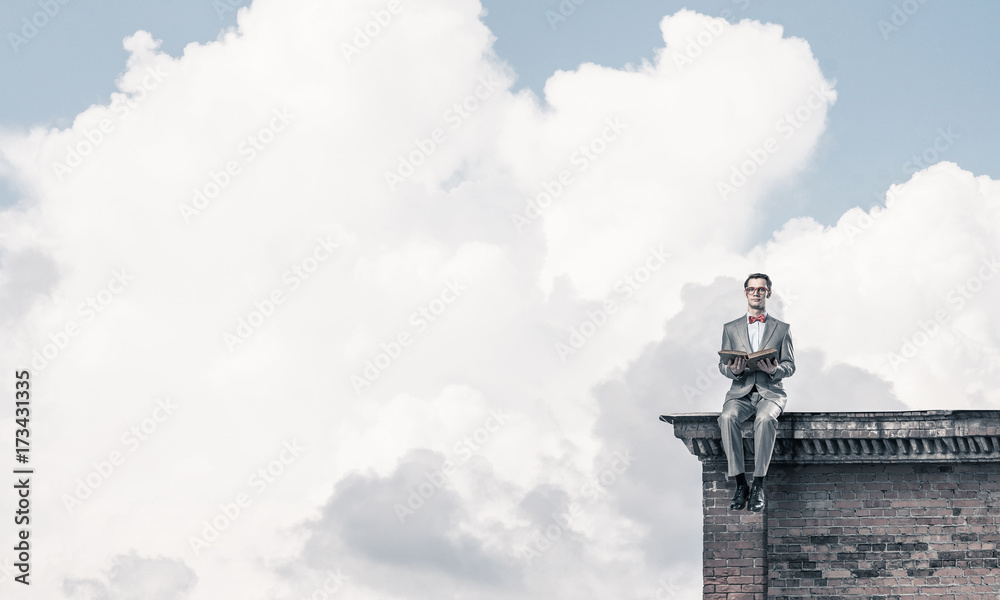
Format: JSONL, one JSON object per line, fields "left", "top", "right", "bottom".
{"left": 0, "top": 1, "right": 998, "bottom": 599}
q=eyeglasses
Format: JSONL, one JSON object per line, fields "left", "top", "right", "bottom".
{"left": 745, "top": 287, "right": 768, "bottom": 295}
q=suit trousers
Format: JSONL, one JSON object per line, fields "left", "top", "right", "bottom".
{"left": 718, "top": 389, "right": 782, "bottom": 478}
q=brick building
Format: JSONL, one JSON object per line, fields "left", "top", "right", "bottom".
{"left": 660, "top": 410, "right": 1000, "bottom": 599}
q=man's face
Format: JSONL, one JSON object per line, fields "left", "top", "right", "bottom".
{"left": 745, "top": 278, "right": 769, "bottom": 310}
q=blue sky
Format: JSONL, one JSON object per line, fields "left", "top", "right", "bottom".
{"left": 2, "top": 0, "right": 998, "bottom": 236}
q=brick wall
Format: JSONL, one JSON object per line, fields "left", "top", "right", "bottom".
{"left": 767, "top": 462, "right": 1000, "bottom": 599}
{"left": 703, "top": 466, "right": 767, "bottom": 600}
{"left": 662, "top": 411, "right": 1000, "bottom": 600}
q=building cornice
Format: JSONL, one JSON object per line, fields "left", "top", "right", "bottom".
{"left": 660, "top": 410, "right": 1000, "bottom": 464}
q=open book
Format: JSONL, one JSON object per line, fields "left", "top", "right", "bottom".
{"left": 718, "top": 348, "right": 778, "bottom": 371}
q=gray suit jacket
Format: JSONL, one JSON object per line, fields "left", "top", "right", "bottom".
{"left": 718, "top": 314, "right": 795, "bottom": 411}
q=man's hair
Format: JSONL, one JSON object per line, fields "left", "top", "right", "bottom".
{"left": 743, "top": 273, "right": 772, "bottom": 291}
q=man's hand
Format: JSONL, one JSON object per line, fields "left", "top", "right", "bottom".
{"left": 758, "top": 358, "right": 778, "bottom": 374}
{"left": 728, "top": 356, "right": 746, "bottom": 375}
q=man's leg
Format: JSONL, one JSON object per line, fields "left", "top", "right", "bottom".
{"left": 718, "top": 397, "right": 755, "bottom": 477}
{"left": 719, "top": 397, "right": 755, "bottom": 510}
{"left": 747, "top": 399, "right": 782, "bottom": 512}
{"left": 751, "top": 399, "right": 782, "bottom": 478}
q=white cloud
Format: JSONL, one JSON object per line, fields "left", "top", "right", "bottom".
{"left": 753, "top": 161, "right": 1000, "bottom": 408}
{"left": 0, "top": 1, "right": 996, "bottom": 599}
{"left": 62, "top": 553, "right": 197, "bottom": 600}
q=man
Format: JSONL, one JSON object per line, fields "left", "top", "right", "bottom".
{"left": 718, "top": 273, "right": 795, "bottom": 512}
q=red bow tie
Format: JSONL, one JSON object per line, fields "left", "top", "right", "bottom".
{"left": 748, "top": 314, "right": 765, "bottom": 324}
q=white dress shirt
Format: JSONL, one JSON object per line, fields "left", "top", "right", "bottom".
{"left": 746, "top": 310, "right": 767, "bottom": 352}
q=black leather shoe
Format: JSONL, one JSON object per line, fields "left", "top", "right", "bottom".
{"left": 729, "top": 484, "right": 750, "bottom": 510}
{"left": 748, "top": 484, "right": 765, "bottom": 512}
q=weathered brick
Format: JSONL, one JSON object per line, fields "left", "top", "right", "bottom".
{"left": 664, "top": 411, "right": 1000, "bottom": 598}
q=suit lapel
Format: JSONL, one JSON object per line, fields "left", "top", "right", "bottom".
{"left": 734, "top": 317, "right": 752, "bottom": 353}
{"left": 759, "top": 316, "right": 778, "bottom": 350}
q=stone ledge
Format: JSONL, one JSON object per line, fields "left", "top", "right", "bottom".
{"left": 660, "top": 410, "right": 1000, "bottom": 464}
